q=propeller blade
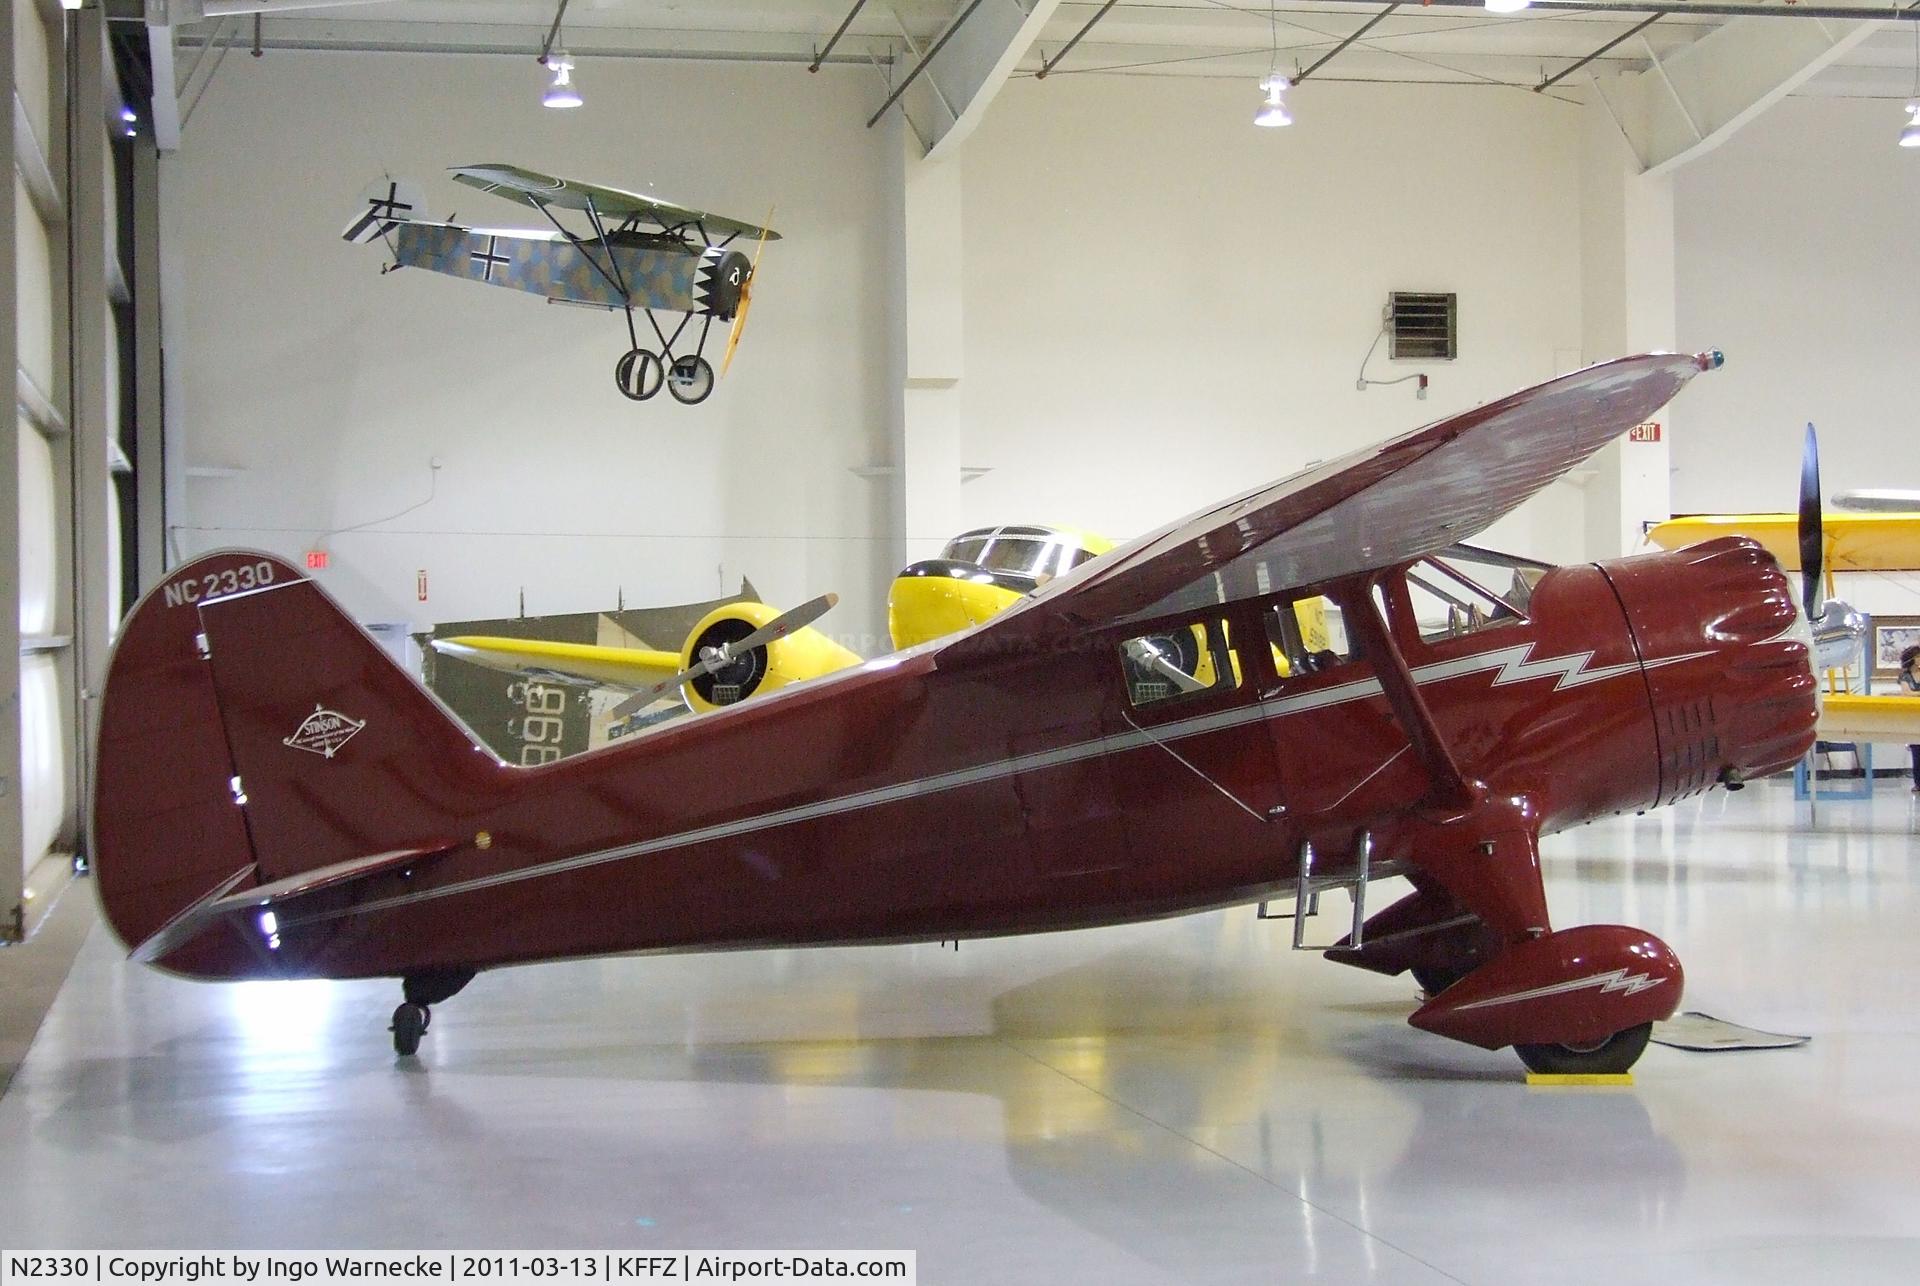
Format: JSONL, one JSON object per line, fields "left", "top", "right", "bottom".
{"left": 1798, "top": 422, "right": 1823, "bottom": 621}
{"left": 721, "top": 209, "right": 773, "bottom": 379}
{"left": 609, "top": 592, "right": 838, "bottom": 718}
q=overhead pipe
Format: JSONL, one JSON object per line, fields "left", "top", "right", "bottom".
{"left": 1292, "top": 2, "right": 1400, "bottom": 86}
{"left": 810, "top": 0, "right": 872, "bottom": 73}
{"left": 1536, "top": 13, "right": 1663, "bottom": 91}
{"left": 1036, "top": 0, "right": 1121, "bottom": 80}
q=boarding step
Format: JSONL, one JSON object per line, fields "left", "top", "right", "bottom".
{"left": 1257, "top": 832, "right": 1403, "bottom": 951}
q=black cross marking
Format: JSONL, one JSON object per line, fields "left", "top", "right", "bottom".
{"left": 470, "top": 235, "right": 510, "bottom": 282}
{"left": 367, "top": 181, "right": 413, "bottom": 222}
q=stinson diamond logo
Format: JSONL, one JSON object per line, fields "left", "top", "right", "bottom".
{"left": 284, "top": 705, "right": 365, "bottom": 759}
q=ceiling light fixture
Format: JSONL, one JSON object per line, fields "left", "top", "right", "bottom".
{"left": 1255, "top": 75, "right": 1293, "bottom": 128}
{"left": 542, "top": 53, "right": 583, "bottom": 110}
{"left": 1254, "top": 0, "right": 1293, "bottom": 129}
{"left": 537, "top": 0, "right": 582, "bottom": 111}
{"left": 1484, "top": 0, "right": 1531, "bottom": 12}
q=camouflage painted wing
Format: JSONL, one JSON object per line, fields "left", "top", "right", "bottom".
{"left": 449, "top": 163, "right": 782, "bottom": 242}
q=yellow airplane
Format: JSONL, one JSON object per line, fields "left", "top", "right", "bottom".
{"left": 1648, "top": 465, "right": 1919, "bottom": 744}
{"left": 436, "top": 525, "right": 1116, "bottom": 716}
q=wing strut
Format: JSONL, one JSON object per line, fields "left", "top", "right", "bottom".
{"left": 535, "top": 198, "right": 642, "bottom": 352}
{"left": 1346, "top": 576, "right": 1475, "bottom": 811}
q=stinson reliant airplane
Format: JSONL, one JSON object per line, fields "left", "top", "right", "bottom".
{"left": 94, "top": 352, "right": 1821, "bottom": 1072}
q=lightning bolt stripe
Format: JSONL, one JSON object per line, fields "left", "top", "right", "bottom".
{"left": 1451, "top": 967, "right": 1668, "bottom": 1011}
{"left": 279, "top": 634, "right": 1709, "bottom": 928}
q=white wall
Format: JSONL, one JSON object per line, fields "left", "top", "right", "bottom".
{"left": 164, "top": 53, "right": 900, "bottom": 651}
{"left": 1674, "top": 95, "right": 1920, "bottom": 624}
{"left": 1675, "top": 96, "right": 1920, "bottom": 521}
{"left": 954, "top": 77, "right": 1593, "bottom": 565}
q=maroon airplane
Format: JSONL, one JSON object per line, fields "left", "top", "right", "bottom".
{"left": 93, "top": 352, "right": 1816, "bottom": 1072}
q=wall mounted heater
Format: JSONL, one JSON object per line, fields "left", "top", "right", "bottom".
{"left": 1388, "top": 292, "right": 1457, "bottom": 361}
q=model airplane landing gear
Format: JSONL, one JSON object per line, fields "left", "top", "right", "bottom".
{"left": 615, "top": 348, "right": 664, "bottom": 401}
{"left": 389, "top": 966, "right": 476, "bottom": 1057}
{"left": 667, "top": 356, "right": 714, "bottom": 405}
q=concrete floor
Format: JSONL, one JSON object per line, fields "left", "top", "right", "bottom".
{"left": 1, "top": 779, "right": 1916, "bottom": 1282}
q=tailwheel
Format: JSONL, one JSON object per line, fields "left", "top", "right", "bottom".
{"left": 390, "top": 1002, "right": 429, "bottom": 1057}
{"left": 1514, "top": 1021, "right": 1653, "bottom": 1076}
{"left": 667, "top": 355, "right": 715, "bottom": 405}
{"left": 615, "top": 348, "right": 664, "bottom": 401}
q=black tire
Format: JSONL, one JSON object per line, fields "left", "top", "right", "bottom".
{"left": 667, "top": 355, "right": 715, "bottom": 405}
{"left": 1514, "top": 1021, "right": 1653, "bottom": 1076}
{"left": 1411, "top": 964, "right": 1469, "bottom": 996}
{"left": 615, "top": 349, "right": 664, "bottom": 401}
{"left": 390, "top": 1002, "right": 427, "bottom": 1057}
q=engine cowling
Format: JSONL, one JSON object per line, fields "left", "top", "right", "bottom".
{"left": 678, "top": 601, "right": 861, "bottom": 714}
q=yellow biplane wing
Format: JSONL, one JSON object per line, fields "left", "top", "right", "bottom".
{"left": 1817, "top": 693, "right": 1920, "bottom": 743}
{"left": 432, "top": 636, "right": 682, "bottom": 692}
{"left": 1647, "top": 513, "right": 1920, "bottom": 573}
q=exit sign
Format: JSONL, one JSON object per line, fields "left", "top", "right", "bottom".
{"left": 304, "top": 550, "right": 330, "bottom": 569}
{"left": 1629, "top": 422, "right": 1662, "bottom": 443}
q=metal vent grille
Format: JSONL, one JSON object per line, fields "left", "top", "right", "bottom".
{"left": 1388, "top": 292, "right": 1457, "bottom": 361}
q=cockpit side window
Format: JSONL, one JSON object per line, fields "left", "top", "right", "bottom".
{"left": 1264, "top": 593, "right": 1358, "bottom": 681}
{"left": 1402, "top": 556, "right": 1529, "bottom": 644}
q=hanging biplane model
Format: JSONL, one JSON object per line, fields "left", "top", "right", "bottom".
{"left": 94, "top": 352, "right": 1832, "bottom": 1074}
{"left": 430, "top": 525, "right": 1121, "bottom": 721}
{"left": 342, "top": 164, "right": 779, "bottom": 405}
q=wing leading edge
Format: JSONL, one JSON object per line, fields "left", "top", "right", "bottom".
{"left": 944, "top": 352, "right": 1717, "bottom": 659}
{"left": 450, "top": 163, "right": 782, "bottom": 242}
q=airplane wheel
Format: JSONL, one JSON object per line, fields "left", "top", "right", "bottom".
{"left": 1514, "top": 1021, "right": 1652, "bottom": 1076}
{"left": 615, "top": 348, "right": 664, "bottom": 401}
{"left": 390, "top": 1002, "right": 428, "bottom": 1057}
{"left": 667, "top": 355, "right": 715, "bottom": 405}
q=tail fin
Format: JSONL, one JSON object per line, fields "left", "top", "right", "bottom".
{"left": 93, "top": 551, "right": 506, "bottom": 976}
{"left": 342, "top": 177, "right": 427, "bottom": 244}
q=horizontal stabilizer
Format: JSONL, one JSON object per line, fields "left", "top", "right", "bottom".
{"left": 128, "top": 842, "right": 458, "bottom": 965}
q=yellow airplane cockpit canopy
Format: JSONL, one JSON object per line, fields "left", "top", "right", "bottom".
{"left": 888, "top": 525, "right": 1116, "bottom": 650}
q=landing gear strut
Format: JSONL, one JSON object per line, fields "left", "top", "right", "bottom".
{"left": 389, "top": 966, "right": 476, "bottom": 1057}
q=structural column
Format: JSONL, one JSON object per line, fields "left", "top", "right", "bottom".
{"left": 2, "top": 0, "right": 23, "bottom": 939}
{"left": 1580, "top": 91, "right": 1677, "bottom": 560}
{"left": 888, "top": 117, "right": 966, "bottom": 573}
{"left": 68, "top": 8, "right": 112, "bottom": 860}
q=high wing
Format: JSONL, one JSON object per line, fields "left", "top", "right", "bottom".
{"left": 432, "top": 637, "right": 683, "bottom": 693}
{"left": 1648, "top": 512, "right": 1920, "bottom": 572}
{"left": 943, "top": 352, "right": 1715, "bottom": 659}
{"left": 450, "top": 163, "right": 782, "bottom": 242}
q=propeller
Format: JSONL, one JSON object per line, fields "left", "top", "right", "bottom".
{"left": 609, "top": 591, "right": 837, "bottom": 718}
{"left": 720, "top": 209, "right": 774, "bottom": 378}
{"left": 1796, "top": 423, "right": 1870, "bottom": 674}
{"left": 1798, "top": 422, "right": 1823, "bottom": 622}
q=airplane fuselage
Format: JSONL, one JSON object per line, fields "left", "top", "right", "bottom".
{"left": 112, "top": 538, "right": 1812, "bottom": 986}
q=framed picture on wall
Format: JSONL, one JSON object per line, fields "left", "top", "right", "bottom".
{"left": 1872, "top": 616, "right": 1920, "bottom": 683}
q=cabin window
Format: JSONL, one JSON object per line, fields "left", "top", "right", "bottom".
{"left": 1120, "top": 616, "right": 1239, "bottom": 708}
{"left": 1265, "top": 594, "right": 1356, "bottom": 679}
{"left": 1404, "top": 555, "right": 1529, "bottom": 643}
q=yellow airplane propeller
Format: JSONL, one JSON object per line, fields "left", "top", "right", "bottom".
{"left": 721, "top": 208, "right": 773, "bottom": 378}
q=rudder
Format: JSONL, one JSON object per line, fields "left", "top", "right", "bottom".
{"left": 94, "top": 551, "right": 506, "bottom": 976}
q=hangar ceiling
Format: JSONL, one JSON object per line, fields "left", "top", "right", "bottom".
{"left": 119, "top": 0, "right": 1920, "bottom": 159}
